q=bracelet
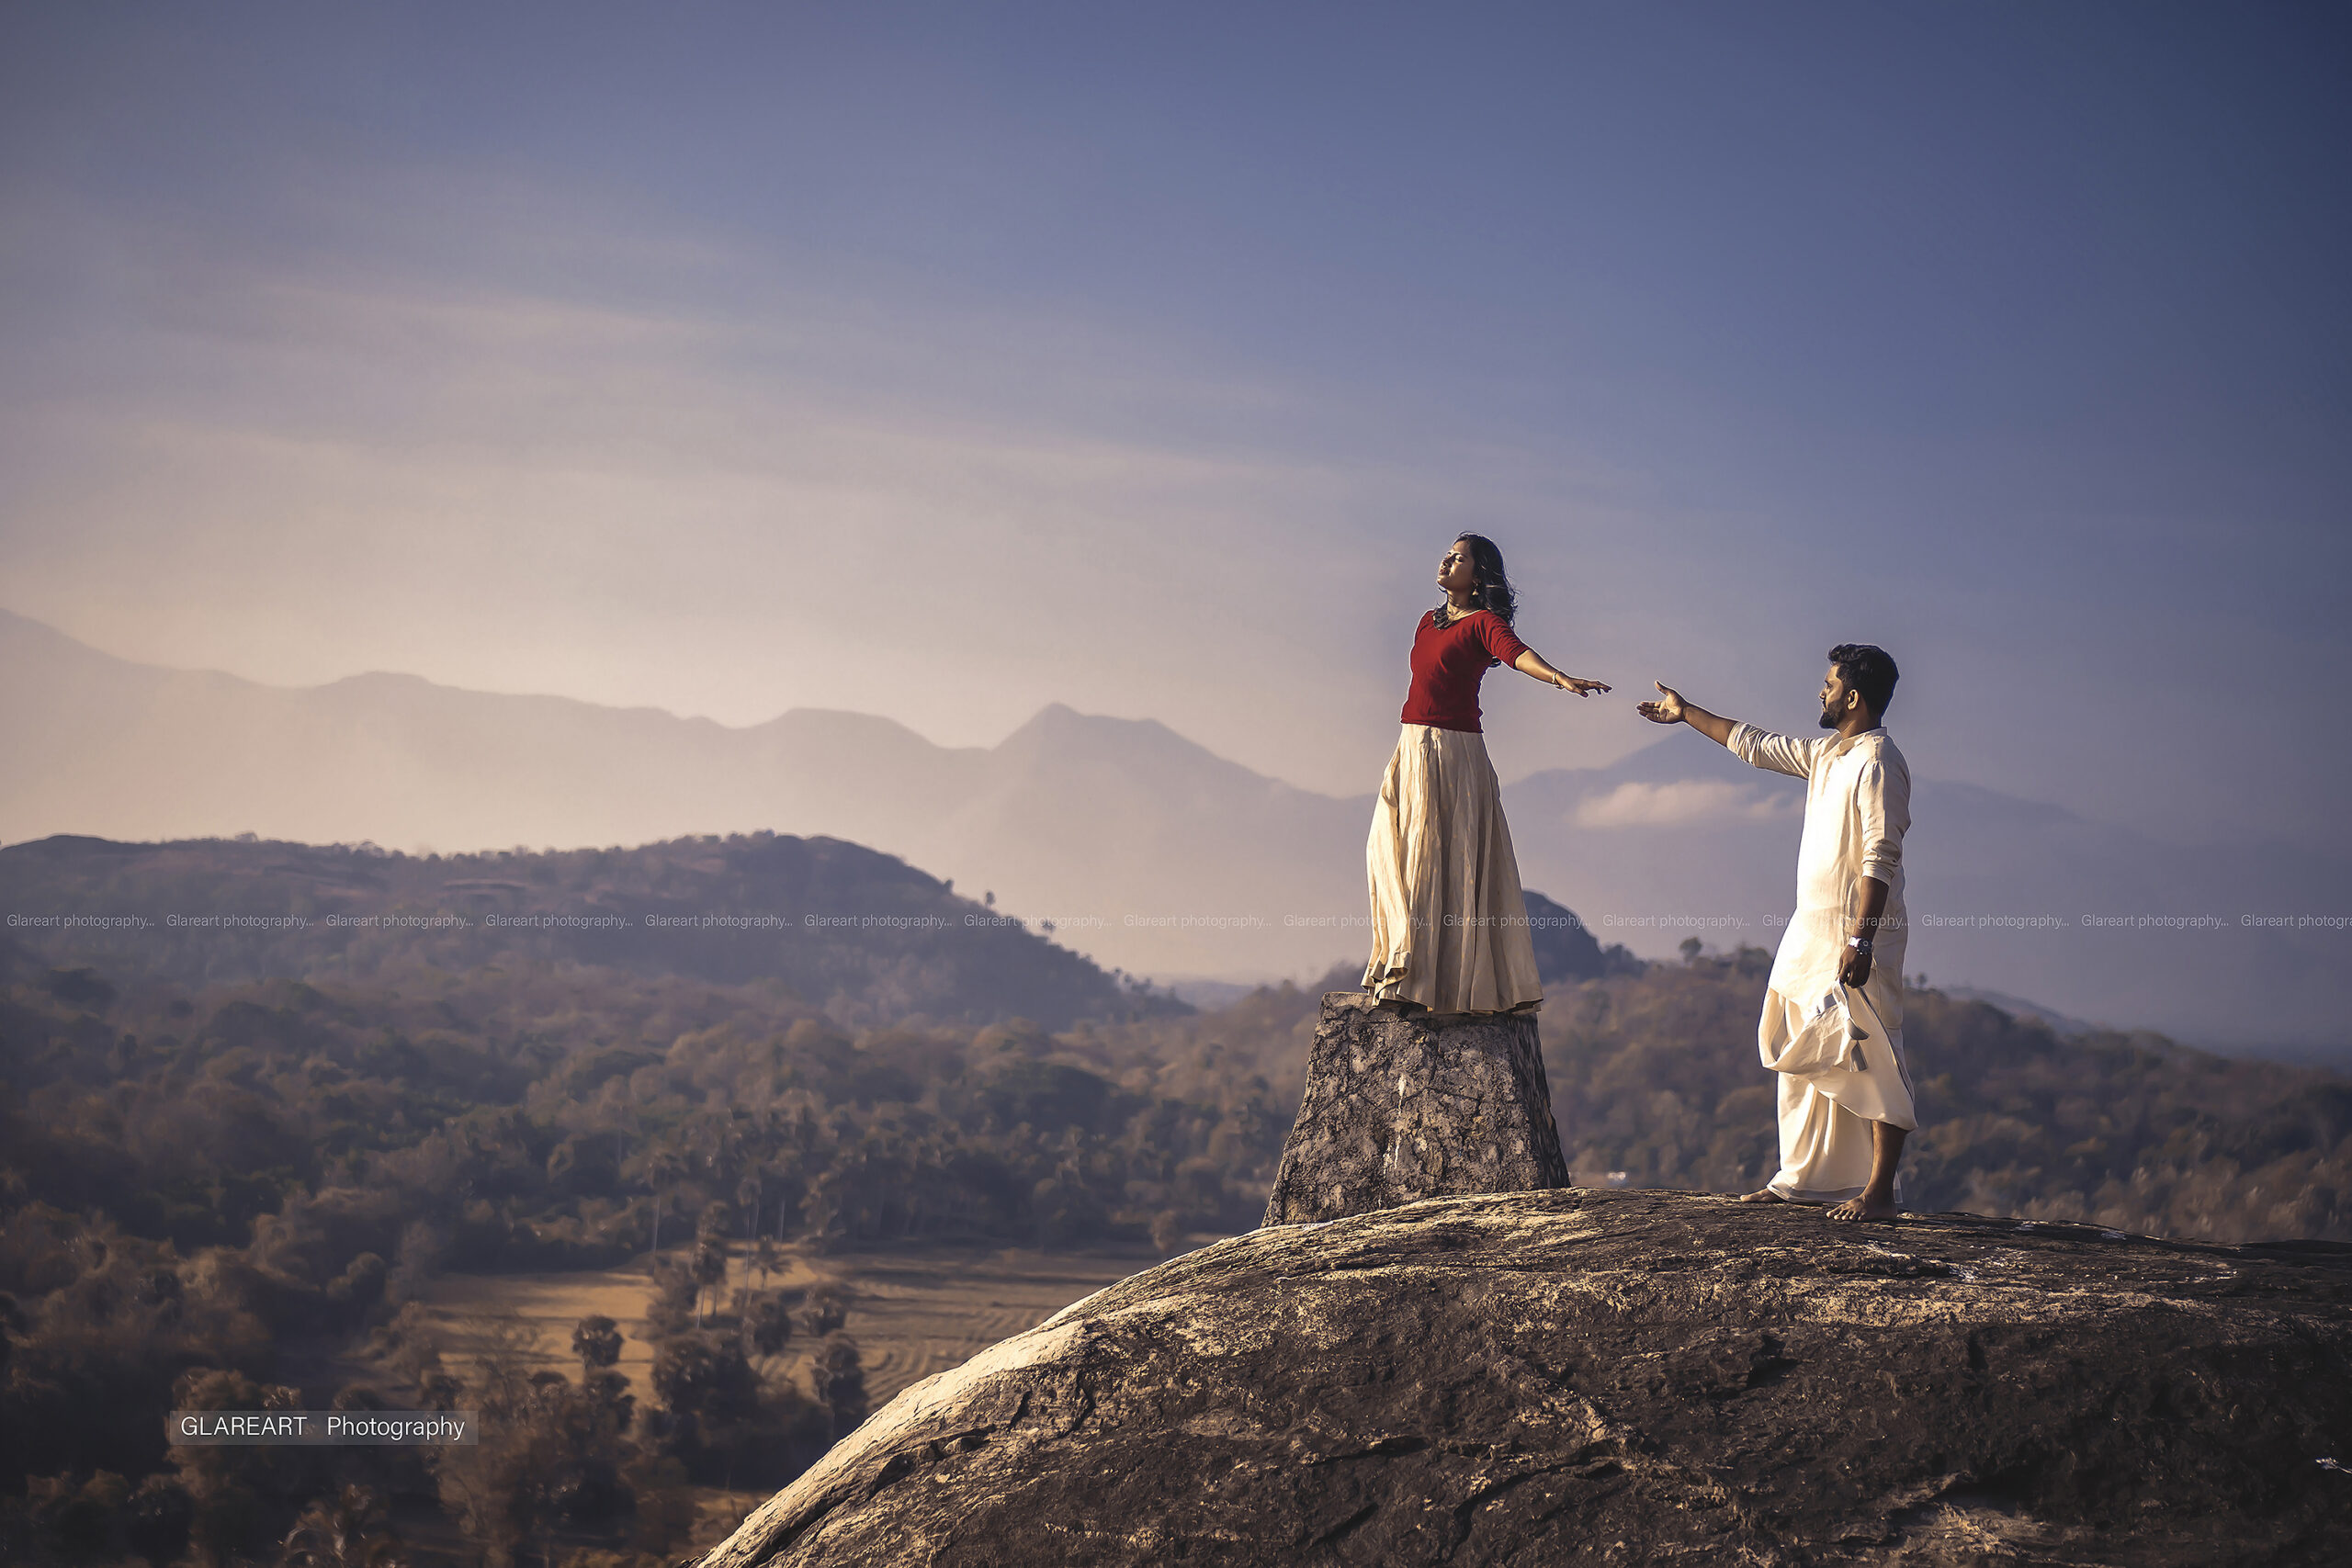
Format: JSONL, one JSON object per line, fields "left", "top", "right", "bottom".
{"left": 1846, "top": 936, "right": 1873, "bottom": 953}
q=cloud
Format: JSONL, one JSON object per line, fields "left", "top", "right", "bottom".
{"left": 0, "top": 173, "right": 1682, "bottom": 797}
{"left": 1570, "top": 779, "right": 1796, "bottom": 829}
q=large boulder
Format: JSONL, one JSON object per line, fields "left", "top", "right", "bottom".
{"left": 1261, "top": 992, "right": 1567, "bottom": 1225}
{"left": 701, "top": 1190, "right": 2352, "bottom": 1567}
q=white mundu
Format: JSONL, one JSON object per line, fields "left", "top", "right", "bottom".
{"left": 1730, "top": 721, "right": 1918, "bottom": 1202}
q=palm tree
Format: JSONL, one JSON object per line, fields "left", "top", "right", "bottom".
{"left": 277, "top": 1484, "right": 405, "bottom": 1568}
{"left": 690, "top": 1236, "right": 729, "bottom": 1328}
{"left": 737, "top": 1171, "right": 763, "bottom": 1245}
{"left": 639, "top": 1146, "right": 688, "bottom": 1257}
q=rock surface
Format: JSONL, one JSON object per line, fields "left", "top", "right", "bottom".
{"left": 702, "top": 1190, "right": 2352, "bottom": 1567}
{"left": 1261, "top": 992, "right": 1567, "bottom": 1226}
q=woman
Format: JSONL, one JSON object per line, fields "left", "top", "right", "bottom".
{"left": 1363, "top": 534, "right": 1610, "bottom": 1015}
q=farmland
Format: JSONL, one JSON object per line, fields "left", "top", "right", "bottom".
{"left": 402, "top": 1241, "right": 1173, "bottom": 1410}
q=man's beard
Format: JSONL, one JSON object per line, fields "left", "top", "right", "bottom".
{"left": 1818, "top": 705, "right": 1841, "bottom": 729}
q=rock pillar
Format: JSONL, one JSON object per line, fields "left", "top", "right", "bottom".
{"left": 1261, "top": 991, "right": 1568, "bottom": 1226}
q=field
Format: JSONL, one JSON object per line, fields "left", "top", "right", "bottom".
{"left": 258, "top": 1240, "right": 1189, "bottom": 1558}
{"left": 399, "top": 1239, "right": 1179, "bottom": 1410}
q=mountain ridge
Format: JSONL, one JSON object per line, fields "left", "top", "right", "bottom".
{"left": 4, "top": 606, "right": 2343, "bottom": 1050}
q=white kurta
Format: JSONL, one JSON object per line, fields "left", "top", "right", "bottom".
{"left": 1729, "top": 722, "right": 1918, "bottom": 1203}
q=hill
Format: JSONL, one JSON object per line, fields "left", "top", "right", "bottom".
{"left": 0, "top": 829, "right": 1177, "bottom": 1031}
{"left": 3, "top": 932, "right": 2350, "bottom": 1563}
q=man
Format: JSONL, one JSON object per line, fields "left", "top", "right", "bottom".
{"left": 1637, "top": 645, "right": 1916, "bottom": 1222}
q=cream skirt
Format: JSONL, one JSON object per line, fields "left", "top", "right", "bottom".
{"left": 1363, "top": 723, "right": 1545, "bottom": 1015}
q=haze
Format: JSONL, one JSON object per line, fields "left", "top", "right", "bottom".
{"left": 4, "top": 5, "right": 2347, "bottom": 847}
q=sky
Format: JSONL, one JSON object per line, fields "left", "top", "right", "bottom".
{"left": 3, "top": 2, "right": 2347, "bottom": 850}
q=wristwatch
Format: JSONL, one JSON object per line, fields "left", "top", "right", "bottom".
{"left": 1846, "top": 936, "right": 1873, "bottom": 953}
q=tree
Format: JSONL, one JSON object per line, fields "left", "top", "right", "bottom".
{"left": 647, "top": 1332, "right": 769, "bottom": 1485}
{"left": 691, "top": 1238, "right": 729, "bottom": 1328}
{"left": 434, "top": 1314, "right": 634, "bottom": 1568}
{"left": 325, "top": 1253, "right": 388, "bottom": 1328}
{"left": 276, "top": 1483, "right": 405, "bottom": 1568}
{"left": 571, "top": 1314, "right": 624, "bottom": 1371}
{"left": 649, "top": 1336, "right": 761, "bottom": 1433}
{"left": 621, "top": 1453, "right": 697, "bottom": 1556}
{"left": 570, "top": 1313, "right": 634, "bottom": 1436}
{"left": 739, "top": 1288, "right": 797, "bottom": 1385}
{"left": 738, "top": 1172, "right": 763, "bottom": 1242}
{"left": 168, "top": 1369, "right": 316, "bottom": 1567}
{"left": 639, "top": 1147, "right": 688, "bottom": 1255}
{"left": 800, "top": 1283, "right": 850, "bottom": 1339}
{"left": 642, "top": 1255, "right": 702, "bottom": 1341}
{"left": 809, "top": 1334, "right": 868, "bottom": 1440}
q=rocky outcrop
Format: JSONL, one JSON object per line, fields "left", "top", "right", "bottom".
{"left": 701, "top": 1190, "right": 2352, "bottom": 1567}
{"left": 1261, "top": 992, "right": 1567, "bottom": 1226}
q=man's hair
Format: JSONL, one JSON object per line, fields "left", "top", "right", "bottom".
{"left": 1828, "top": 643, "right": 1899, "bottom": 719}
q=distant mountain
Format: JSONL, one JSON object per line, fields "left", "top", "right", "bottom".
{"left": 0, "top": 831, "right": 1178, "bottom": 1031}
{"left": 0, "top": 608, "right": 1366, "bottom": 978}
{"left": 3, "top": 607, "right": 2344, "bottom": 1051}
{"left": 1939, "top": 987, "right": 2102, "bottom": 1038}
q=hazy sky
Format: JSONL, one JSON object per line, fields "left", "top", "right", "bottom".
{"left": 4, "top": 3, "right": 2347, "bottom": 849}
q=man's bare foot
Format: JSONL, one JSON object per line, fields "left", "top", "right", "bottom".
{"left": 1826, "top": 1191, "right": 1901, "bottom": 1222}
{"left": 1738, "top": 1188, "right": 1786, "bottom": 1203}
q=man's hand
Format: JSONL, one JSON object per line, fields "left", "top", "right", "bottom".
{"left": 1639, "top": 682, "right": 1738, "bottom": 746}
{"left": 1637, "top": 682, "right": 1686, "bottom": 725}
{"left": 1842, "top": 875, "right": 1889, "bottom": 988}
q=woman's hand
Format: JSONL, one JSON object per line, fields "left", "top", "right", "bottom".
{"left": 1512, "top": 649, "right": 1610, "bottom": 696}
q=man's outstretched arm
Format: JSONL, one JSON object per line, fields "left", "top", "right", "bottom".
{"left": 1636, "top": 682, "right": 1737, "bottom": 748}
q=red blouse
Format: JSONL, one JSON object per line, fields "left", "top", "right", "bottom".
{"left": 1399, "top": 608, "right": 1532, "bottom": 733}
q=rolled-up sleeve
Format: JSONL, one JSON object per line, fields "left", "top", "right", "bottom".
{"left": 1728, "top": 722, "right": 1818, "bottom": 780}
{"left": 1856, "top": 752, "right": 1910, "bottom": 886}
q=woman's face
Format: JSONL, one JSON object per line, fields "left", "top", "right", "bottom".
{"left": 1438, "top": 541, "right": 1479, "bottom": 597}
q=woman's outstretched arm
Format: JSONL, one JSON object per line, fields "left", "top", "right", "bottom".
{"left": 1510, "top": 649, "right": 1611, "bottom": 696}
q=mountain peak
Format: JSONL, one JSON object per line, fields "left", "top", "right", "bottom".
{"left": 999, "top": 702, "right": 1183, "bottom": 751}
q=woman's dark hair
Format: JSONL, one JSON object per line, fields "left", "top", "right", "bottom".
{"left": 1828, "top": 643, "right": 1899, "bottom": 718}
{"left": 1442, "top": 533, "right": 1518, "bottom": 626}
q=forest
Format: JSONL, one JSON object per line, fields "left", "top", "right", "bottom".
{"left": 3, "top": 834, "right": 2348, "bottom": 1564}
